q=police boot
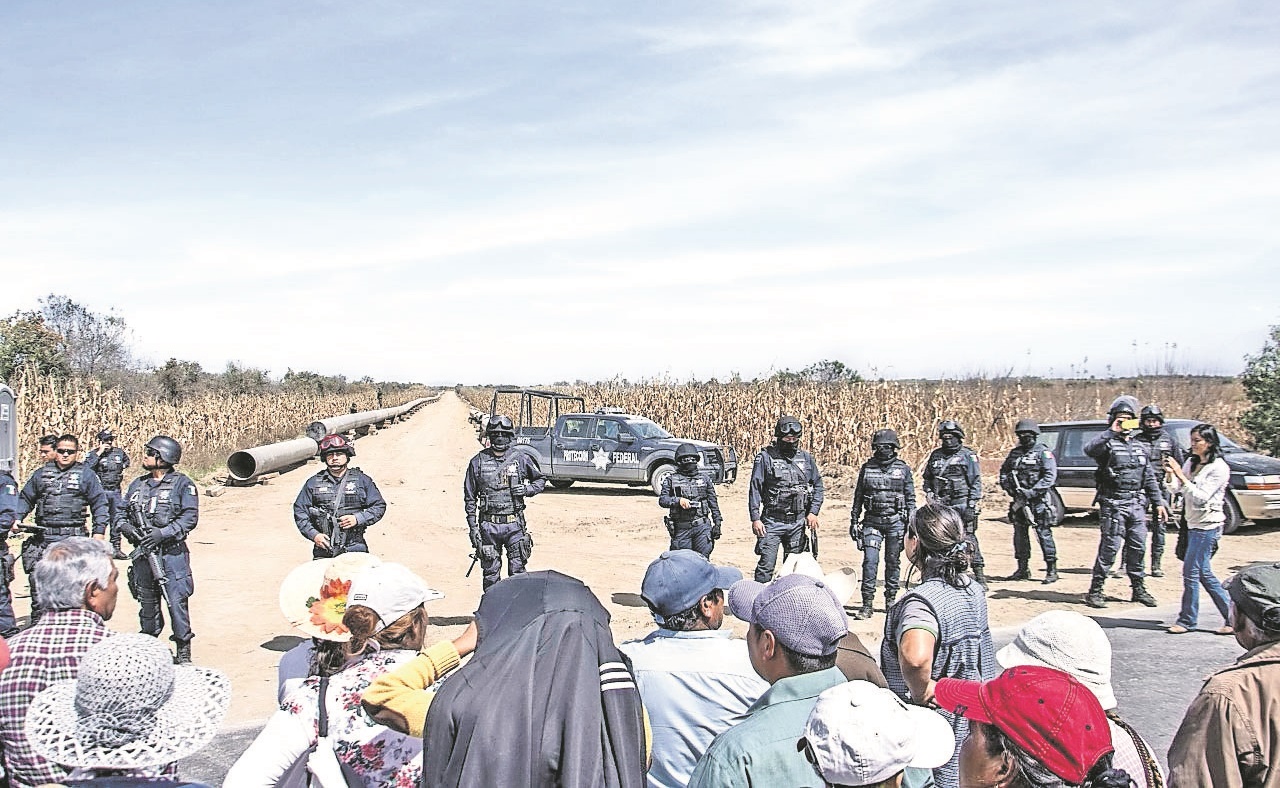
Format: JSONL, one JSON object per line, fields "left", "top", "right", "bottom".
{"left": 174, "top": 640, "right": 192, "bottom": 665}
{"left": 884, "top": 591, "right": 897, "bottom": 611}
{"left": 1151, "top": 555, "right": 1164, "bottom": 577}
{"left": 1084, "top": 578, "right": 1107, "bottom": 609}
{"left": 1006, "top": 560, "right": 1032, "bottom": 581}
{"left": 1042, "top": 560, "right": 1059, "bottom": 585}
{"left": 1131, "top": 581, "right": 1158, "bottom": 608}
{"left": 853, "top": 595, "right": 875, "bottom": 620}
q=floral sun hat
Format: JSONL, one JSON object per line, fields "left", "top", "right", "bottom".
{"left": 278, "top": 552, "right": 382, "bottom": 641}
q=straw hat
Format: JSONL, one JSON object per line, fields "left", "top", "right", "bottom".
{"left": 278, "top": 552, "right": 382, "bottom": 641}
{"left": 779, "top": 553, "right": 859, "bottom": 607}
{"left": 25, "top": 634, "right": 230, "bottom": 770}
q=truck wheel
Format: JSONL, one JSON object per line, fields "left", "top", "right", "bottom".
{"left": 650, "top": 463, "right": 676, "bottom": 496}
{"left": 1047, "top": 489, "right": 1066, "bottom": 527}
{"left": 549, "top": 479, "right": 574, "bottom": 490}
{"left": 1222, "top": 493, "right": 1244, "bottom": 535}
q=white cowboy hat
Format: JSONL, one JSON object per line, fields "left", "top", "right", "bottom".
{"left": 779, "top": 553, "right": 860, "bottom": 606}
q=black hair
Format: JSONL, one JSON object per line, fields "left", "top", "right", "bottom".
{"left": 979, "top": 721, "right": 1134, "bottom": 788}
{"left": 908, "top": 503, "right": 972, "bottom": 588}
{"left": 1188, "top": 423, "right": 1222, "bottom": 469}
{"left": 778, "top": 641, "right": 837, "bottom": 674}
{"left": 660, "top": 588, "right": 723, "bottom": 632}
{"left": 56, "top": 434, "right": 79, "bottom": 449}
{"left": 38, "top": 434, "right": 58, "bottom": 447}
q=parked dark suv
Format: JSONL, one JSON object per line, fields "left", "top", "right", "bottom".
{"left": 1036, "top": 419, "right": 1280, "bottom": 533}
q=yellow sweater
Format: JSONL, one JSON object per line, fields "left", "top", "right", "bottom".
{"left": 361, "top": 640, "right": 461, "bottom": 737}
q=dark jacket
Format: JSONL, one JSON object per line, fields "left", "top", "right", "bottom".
{"left": 422, "top": 571, "right": 646, "bottom": 788}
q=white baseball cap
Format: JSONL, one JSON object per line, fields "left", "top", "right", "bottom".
{"left": 798, "top": 681, "right": 954, "bottom": 786}
{"left": 347, "top": 563, "right": 443, "bottom": 630}
{"left": 996, "top": 610, "right": 1117, "bottom": 710}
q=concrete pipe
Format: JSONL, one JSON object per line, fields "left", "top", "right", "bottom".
{"left": 226, "top": 437, "right": 319, "bottom": 481}
{"left": 305, "top": 398, "right": 431, "bottom": 441}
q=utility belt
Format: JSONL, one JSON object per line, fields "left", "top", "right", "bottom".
{"left": 763, "top": 507, "right": 807, "bottom": 522}
{"left": 1105, "top": 489, "right": 1144, "bottom": 501}
{"left": 668, "top": 513, "right": 709, "bottom": 525}
{"left": 864, "top": 514, "right": 904, "bottom": 527}
{"left": 481, "top": 513, "right": 521, "bottom": 524}
{"left": 40, "top": 526, "right": 88, "bottom": 538}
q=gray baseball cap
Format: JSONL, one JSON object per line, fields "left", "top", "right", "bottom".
{"left": 1228, "top": 562, "right": 1280, "bottom": 631}
{"left": 729, "top": 574, "right": 849, "bottom": 657}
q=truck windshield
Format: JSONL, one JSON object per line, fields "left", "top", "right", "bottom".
{"left": 626, "top": 419, "right": 671, "bottom": 439}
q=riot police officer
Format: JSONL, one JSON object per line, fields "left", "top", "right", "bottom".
{"left": 748, "top": 415, "right": 824, "bottom": 583}
{"left": 117, "top": 435, "right": 199, "bottom": 663}
{"left": 293, "top": 434, "right": 387, "bottom": 559}
{"left": 1129, "top": 404, "right": 1184, "bottom": 577}
{"left": 998, "top": 420, "right": 1059, "bottom": 584}
{"left": 658, "top": 443, "right": 723, "bottom": 557}
{"left": 0, "top": 461, "right": 20, "bottom": 636}
{"left": 84, "top": 428, "right": 130, "bottom": 559}
{"left": 849, "top": 429, "right": 915, "bottom": 619}
{"left": 1083, "top": 395, "right": 1168, "bottom": 609}
{"left": 463, "top": 415, "right": 547, "bottom": 589}
{"left": 923, "top": 420, "right": 985, "bottom": 586}
{"left": 13, "top": 434, "right": 111, "bottom": 620}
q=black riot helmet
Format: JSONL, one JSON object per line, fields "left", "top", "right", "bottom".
{"left": 774, "top": 416, "right": 803, "bottom": 440}
{"left": 96, "top": 429, "right": 115, "bottom": 443}
{"left": 318, "top": 433, "right": 355, "bottom": 457}
{"left": 1140, "top": 404, "right": 1164, "bottom": 423}
{"left": 938, "top": 420, "right": 965, "bottom": 439}
{"left": 144, "top": 435, "right": 182, "bottom": 465}
{"left": 1013, "top": 419, "right": 1040, "bottom": 436}
{"left": 1107, "top": 395, "right": 1139, "bottom": 420}
{"left": 871, "top": 429, "right": 900, "bottom": 448}
{"left": 484, "top": 415, "right": 515, "bottom": 436}
{"left": 675, "top": 443, "right": 700, "bottom": 462}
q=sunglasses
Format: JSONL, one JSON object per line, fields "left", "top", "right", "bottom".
{"left": 145, "top": 448, "right": 162, "bottom": 458}
{"left": 55, "top": 448, "right": 77, "bottom": 455}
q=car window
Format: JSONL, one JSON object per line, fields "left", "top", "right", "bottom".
{"left": 1059, "top": 428, "right": 1092, "bottom": 464}
{"left": 596, "top": 420, "right": 627, "bottom": 441}
{"left": 626, "top": 419, "right": 671, "bottom": 439}
{"left": 1036, "top": 430, "right": 1062, "bottom": 456}
{"left": 560, "top": 417, "right": 594, "bottom": 438}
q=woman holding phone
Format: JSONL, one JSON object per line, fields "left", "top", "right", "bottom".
{"left": 1165, "top": 423, "right": 1234, "bottom": 635}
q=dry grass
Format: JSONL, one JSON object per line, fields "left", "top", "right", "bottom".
{"left": 462, "top": 378, "right": 1249, "bottom": 480}
{"left": 10, "top": 366, "right": 436, "bottom": 480}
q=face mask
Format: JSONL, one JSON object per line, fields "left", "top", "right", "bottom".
{"left": 777, "top": 439, "right": 798, "bottom": 457}
{"left": 940, "top": 434, "right": 961, "bottom": 451}
{"left": 873, "top": 445, "right": 896, "bottom": 462}
{"left": 679, "top": 459, "right": 699, "bottom": 474}
{"left": 1018, "top": 434, "right": 1036, "bottom": 449}
{"left": 489, "top": 435, "right": 512, "bottom": 451}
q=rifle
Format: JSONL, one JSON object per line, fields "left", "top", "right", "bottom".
{"left": 811, "top": 527, "right": 819, "bottom": 559}
{"left": 1007, "top": 468, "right": 1036, "bottom": 528}
{"left": 308, "top": 505, "right": 348, "bottom": 557}
{"left": 465, "top": 551, "right": 479, "bottom": 577}
{"left": 123, "top": 501, "right": 173, "bottom": 609}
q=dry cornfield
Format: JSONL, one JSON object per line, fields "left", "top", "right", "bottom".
{"left": 9, "top": 366, "right": 435, "bottom": 479}
{"left": 462, "top": 377, "right": 1250, "bottom": 480}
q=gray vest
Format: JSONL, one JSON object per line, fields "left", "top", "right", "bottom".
{"left": 1009, "top": 446, "right": 1048, "bottom": 491}
{"left": 478, "top": 453, "right": 519, "bottom": 517}
{"left": 34, "top": 464, "right": 90, "bottom": 528}
{"left": 91, "top": 448, "right": 128, "bottom": 488}
{"left": 127, "top": 472, "right": 189, "bottom": 531}
{"left": 861, "top": 459, "right": 910, "bottom": 524}
{"left": 668, "top": 471, "right": 712, "bottom": 522}
{"left": 1096, "top": 436, "right": 1149, "bottom": 497}
{"left": 762, "top": 446, "right": 813, "bottom": 520}
{"left": 927, "top": 449, "right": 973, "bottom": 505}
{"left": 309, "top": 468, "right": 371, "bottom": 519}
{"left": 882, "top": 577, "right": 998, "bottom": 787}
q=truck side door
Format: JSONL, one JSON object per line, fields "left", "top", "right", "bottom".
{"left": 596, "top": 418, "right": 644, "bottom": 482}
{"left": 554, "top": 416, "right": 602, "bottom": 480}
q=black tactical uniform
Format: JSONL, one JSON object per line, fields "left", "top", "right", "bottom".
{"left": 0, "top": 469, "right": 19, "bottom": 636}
{"left": 1083, "top": 396, "right": 1166, "bottom": 609}
{"left": 923, "top": 421, "right": 985, "bottom": 585}
{"left": 85, "top": 430, "right": 130, "bottom": 557}
{"left": 1130, "top": 404, "right": 1185, "bottom": 577}
{"left": 293, "top": 468, "right": 387, "bottom": 559}
{"left": 116, "top": 436, "right": 199, "bottom": 662}
{"left": 999, "top": 420, "right": 1059, "bottom": 584}
{"left": 16, "top": 457, "right": 111, "bottom": 619}
{"left": 748, "top": 416, "right": 824, "bottom": 583}
{"left": 850, "top": 429, "right": 915, "bottom": 618}
{"left": 658, "top": 443, "right": 723, "bottom": 557}
{"left": 464, "top": 416, "right": 547, "bottom": 589}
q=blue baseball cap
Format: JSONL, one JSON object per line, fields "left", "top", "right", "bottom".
{"left": 641, "top": 550, "right": 742, "bottom": 624}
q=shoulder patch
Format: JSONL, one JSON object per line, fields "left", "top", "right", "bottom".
{"left": 1042, "top": 450, "right": 1052, "bottom": 459}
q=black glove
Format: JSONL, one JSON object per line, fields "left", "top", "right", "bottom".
{"left": 850, "top": 524, "right": 864, "bottom": 551}
{"left": 468, "top": 527, "right": 482, "bottom": 551}
{"left": 139, "top": 529, "right": 164, "bottom": 551}
{"left": 710, "top": 523, "right": 722, "bottom": 540}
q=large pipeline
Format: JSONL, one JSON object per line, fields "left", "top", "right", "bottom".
{"left": 305, "top": 397, "right": 432, "bottom": 441}
{"left": 226, "top": 437, "right": 319, "bottom": 482}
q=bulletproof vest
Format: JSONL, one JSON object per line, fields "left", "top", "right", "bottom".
{"left": 862, "top": 460, "right": 909, "bottom": 523}
{"left": 477, "top": 453, "right": 519, "bottom": 516}
{"left": 308, "top": 468, "right": 370, "bottom": 518}
{"left": 1010, "top": 446, "right": 1046, "bottom": 490}
{"left": 1095, "top": 436, "right": 1148, "bottom": 496}
{"left": 881, "top": 578, "right": 997, "bottom": 786}
{"left": 34, "top": 463, "right": 90, "bottom": 528}
{"left": 762, "top": 446, "right": 813, "bottom": 518}
{"left": 92, "top": 448, "right": 127, "bottom": 488}
{"left": 1135, "top": 431, "right": 1176, "bottom": 466}
{"left": 668, "top": 471, "right": 711, "bottom": 520}
{"left": 928, "top": 449, "right": 972, "bottom": 505}
{"left": 128, "top": 472, "right": 189, "bottom": 530}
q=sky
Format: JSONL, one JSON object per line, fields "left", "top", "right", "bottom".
{"left": 2, "top": 1, "right": 1277, "bottom": 385}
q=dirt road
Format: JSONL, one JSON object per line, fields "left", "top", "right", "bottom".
{"left": 16, "top": 391, "right": 1277, "bottom": 725}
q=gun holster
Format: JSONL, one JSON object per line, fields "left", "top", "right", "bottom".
{"left": 663, "top": 516, "right": 675, "bottom": 538}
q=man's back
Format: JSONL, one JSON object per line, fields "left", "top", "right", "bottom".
{"left": 620, "top": 629, "right": 767, "bottom": 788}
{"left": 0, "top": 609, "right": 113, "bottom": 787}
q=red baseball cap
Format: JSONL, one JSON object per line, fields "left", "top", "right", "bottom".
{"left": 935, "top": 665, "right": 1113, "bottom": 784}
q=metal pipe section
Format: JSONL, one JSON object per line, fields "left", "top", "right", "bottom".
{"left": 226, "top": 437, "right": 319, "bottom": 482}
{"left": 305, "top": 397, "right": 432, "bottom": 441}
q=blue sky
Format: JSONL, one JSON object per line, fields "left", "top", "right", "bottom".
{"left": 2, "top": 1, "right": 1277, "bottom": 384}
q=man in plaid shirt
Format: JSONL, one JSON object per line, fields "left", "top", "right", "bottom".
{"left": 0, "top": 537, "right": 118, "bottom": 788}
